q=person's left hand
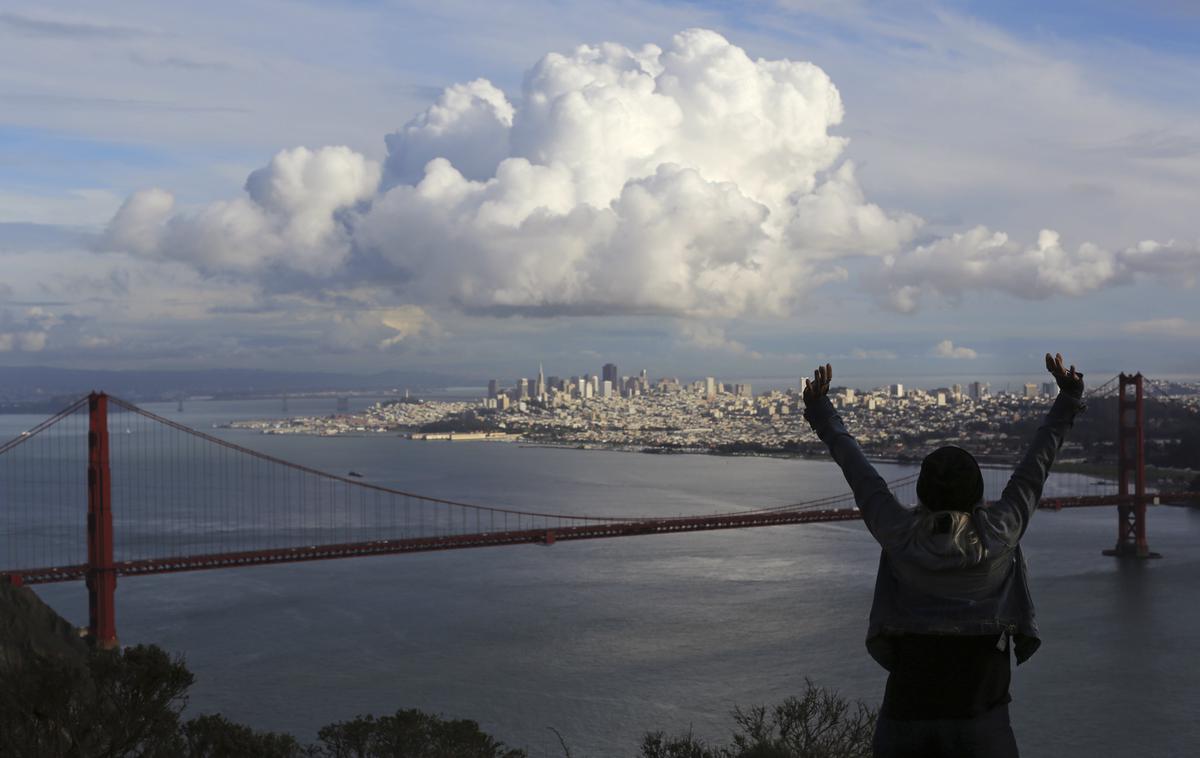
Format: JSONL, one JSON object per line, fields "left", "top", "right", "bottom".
{"left": 803, "top": 363, "right": 832, "bottom": 407}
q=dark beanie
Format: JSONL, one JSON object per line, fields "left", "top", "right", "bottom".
{"left": 917, "top": 446, "right": 984, "bottom": 512}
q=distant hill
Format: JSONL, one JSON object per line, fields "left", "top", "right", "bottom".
{"left": 0, "top": 366, "right": 463, "bottom": 405}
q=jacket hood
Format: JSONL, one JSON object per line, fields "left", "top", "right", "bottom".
{"left": 908, "top": 501, "right": 987, "bottom": 569}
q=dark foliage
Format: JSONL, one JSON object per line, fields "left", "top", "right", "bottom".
{"left": 314, "top": 709, "right": 526, "bottom": 758}
{"left": 641, "top": 730, "right": 723, "bottom": 758}
{"left": 0, "top": 644, "right": 192, "bottom": 758}
{"left": 641, "top": 680, "right": 876, "bottom": 758}
{"left": 1070, "top": 396, "right": 1199, "bottom": 470}
{"left": 182, "top": 713, "right": 306, "bottom": 758}
{"left": 2, "top": 608, "right": 866, "bottom": 758}
{"left": 0, "top": 641, "right": 524, "bottom": 758}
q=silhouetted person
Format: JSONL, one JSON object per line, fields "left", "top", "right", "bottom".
{"left": 802, "top": 353, "right": 1085, "bottom": 758}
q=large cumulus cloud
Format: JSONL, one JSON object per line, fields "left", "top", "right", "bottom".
{"left": 101, "top": 29, "right": 916, "bottom": 317}
{"left": 98, "top": 28, "right": 1196, "bottom": 321}
{"left": 361, "top": 30, "right": 918, "bottom": 316}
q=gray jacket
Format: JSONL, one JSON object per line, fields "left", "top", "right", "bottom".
{"left": 803, "top": 390, "right": 1085, "bottom": 670}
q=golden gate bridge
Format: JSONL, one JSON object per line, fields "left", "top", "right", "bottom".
{"left": 0, "top": 374, "right": 1195, "bottom": 650}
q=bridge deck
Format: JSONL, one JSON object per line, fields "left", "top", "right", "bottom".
{"left": 11, "top": 493, "right": 1196, "bottom": 585}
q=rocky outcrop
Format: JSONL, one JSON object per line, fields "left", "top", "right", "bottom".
{"left": 0, "top": 580, "right": 89, "bottom": 672}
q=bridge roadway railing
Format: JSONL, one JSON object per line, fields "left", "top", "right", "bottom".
{"left": 13, "top": 491, "right": 1199, "bottom": 585}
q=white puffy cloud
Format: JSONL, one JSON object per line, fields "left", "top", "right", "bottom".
{"left": 102, "top": 146, "right": 380, "bottom": 275}
{"left": 1116, "top": 240, "right": 1200, "bottom": 287}
{"left": 358, "top": 29, "right": 912, "bottom": 316}
{"left": 384, "top": 79, "right": 514, "bottom": 186}
{"left": 870, "top": 228, "right": 1200, "bottom": 312}
{"left": 102, "top": 28, "right": 916, "bottom": 317}
{"left": 932, "top": 340, "right": 977, "bottom": 359}
{"left": 97, "top": 27, "right": 1198, "bottom": 323}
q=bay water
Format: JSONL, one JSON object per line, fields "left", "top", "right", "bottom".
{"left": 4, "top": 398, "right": 1198, "bottom": 757}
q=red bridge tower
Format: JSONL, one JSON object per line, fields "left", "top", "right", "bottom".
{"left": 1102, "top": 373, "right": 1160, "bottom": 559}
{"left": 87, "top": 392, "right": 120, "bottom": 649}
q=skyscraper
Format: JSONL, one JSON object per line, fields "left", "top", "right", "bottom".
{"left": 602, "top": 363, "right": 618, "bottom": 388}
{"left": 487, "top": 379, "right": 498, "bottom": 398}
{"left": 535, "top": 364, "right": 545, "bottom": 399}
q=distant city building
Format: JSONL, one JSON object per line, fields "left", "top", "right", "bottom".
{"left": 969, "top": 381, "right": 989, "bottom": 400}
{"left": 704, "top": 377, "right": 717, "bottom": 401}
{"left": 1042, "top": 381, "right": 1057, "bottom": 397}
{"left": 487, "top": 379, "right": 499, "bottom": 398}
{"left": 602, "top": 363, "right": 619, "bottom": 388}
{"left": 735, "top": 383, "right": 753, "bottom": 398}
{"left": 890, "top": 383, "right": 905, "bottom": 398}
{"left": 1023, "top": 383, "right": 1039, "bottom": 399}
{"left": 601, "top": 380, "right": 613, "bottom": 398}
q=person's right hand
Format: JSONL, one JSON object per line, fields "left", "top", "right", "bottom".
{"left": 1045, "top": 352, "right": 1084, "bottom": 396}
{"left": 803, "top": 363, "right": 833, "bottom": 407}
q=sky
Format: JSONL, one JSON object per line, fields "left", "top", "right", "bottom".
{"left": 2, "top": 1, "right": 1199, "bottom": 387}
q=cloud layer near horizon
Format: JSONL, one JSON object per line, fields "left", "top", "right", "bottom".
{"left": 99, "top": 28, "right": 1197, "bottom": 322}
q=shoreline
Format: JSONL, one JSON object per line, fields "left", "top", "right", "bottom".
{"left": 220, "top": 424, "right": 1198, "bottom": 486}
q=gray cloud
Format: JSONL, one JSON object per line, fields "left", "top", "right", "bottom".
{"left": 869, "top": 229, "right": 1200, "bottom": 312}
{"left": 0, "top": 11, "right": 148, "bottom": 40}
{"left": 127, "top": 52, "right": 234, "bottom": 72}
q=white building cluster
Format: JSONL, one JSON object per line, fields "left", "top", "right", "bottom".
{"left": 228, "top": 363, "right": 1119, "bottom": 463}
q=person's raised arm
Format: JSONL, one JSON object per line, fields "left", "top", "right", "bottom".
{"left": 803, "top": 363, "right": 912, "bottom": 551}
{"left": 978, "top": 353, "right": 1086, "bottom": 546}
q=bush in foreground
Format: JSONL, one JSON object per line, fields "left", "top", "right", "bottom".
{"left": 316, "top": 710, "right": 526, "bottom": 758}
{"left": 1, "top": 637, "right": 870, "bottom": 758}
{"left": 641, "top": 679, "right": 875, "bottom": 758}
